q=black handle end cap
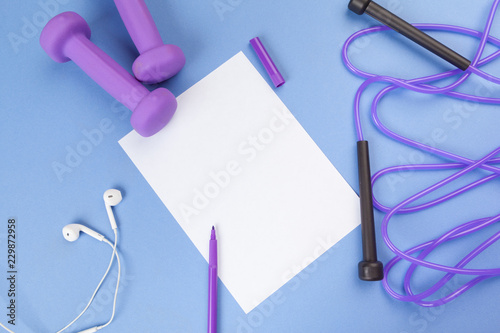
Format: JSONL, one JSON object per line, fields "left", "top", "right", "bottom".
{"left": 358, "top": 260, "right": 384, "bottom": 281}
{"left": 348, "top": 0, "right": 373, "bottom": 15}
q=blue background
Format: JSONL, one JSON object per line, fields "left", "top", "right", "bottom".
{"left": 1, "top": 0, "right": 500, "bottom": 332}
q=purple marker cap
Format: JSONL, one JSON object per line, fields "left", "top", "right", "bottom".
{"left": 250, "top": 37, "right": 285, "bottom": 88}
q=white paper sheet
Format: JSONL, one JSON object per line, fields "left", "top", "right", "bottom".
{"left": 119, "top": 52, "right": 360, "bottom": 313}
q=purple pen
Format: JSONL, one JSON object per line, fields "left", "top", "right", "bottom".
{"left": 208, "top": 226, "right": 217, "bottom": 333}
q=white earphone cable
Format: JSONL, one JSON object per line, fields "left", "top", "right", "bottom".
{"left": 0, "top": 232, "right": 120, "bottom": 333}
{"left": 0, "top": 189, "right": 123, "bottom": 333}
{"left": 0, "top": 321, "right": 14, "bottom": 333}
{"left": 56, "top": 233, "right": 118, "bottom": 333}
{"left": 98, "top": 230, "right": 121, "bottom": 330}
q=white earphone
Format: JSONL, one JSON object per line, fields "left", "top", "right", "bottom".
{"left": 62, "top": 224, "right": 105, "bottom": 242}
{"left": 61, "top": 188, "right": 122, "bottom": 242}
{"left": 0, "top": 189, "right": 123, "bottom": 333}
{"left": 103, "top": 189, "right": 122, "bottom": 230}
{"left": 56, "top": 189, "right": 123, "bottom": 333}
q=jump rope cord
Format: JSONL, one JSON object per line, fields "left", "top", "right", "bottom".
{"left": 342, "top": 0, "right": 500, "bottom": 306}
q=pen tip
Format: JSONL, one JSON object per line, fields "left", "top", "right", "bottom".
{"left": 212, "top": 226, "right": 215, "bottom": 230}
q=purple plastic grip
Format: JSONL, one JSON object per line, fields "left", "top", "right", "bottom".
{"left": 250, "top": 37, "right": 285, "bottom": 88}
{"left": 40, "top": 12, "right": 176, "bottom": 137}
{"left": 114, "top": 0, "right": 186, "bottom": 84}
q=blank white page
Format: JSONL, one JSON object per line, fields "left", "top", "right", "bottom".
{"left": 119, "top": 52, "right": 360, "bottom": 313}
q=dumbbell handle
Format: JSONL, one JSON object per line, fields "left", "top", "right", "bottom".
{"left": 66, "top": 34, "right": 149, "bottom": 110}
{"left": 114, "top": 0, "right": 163, "bottom": 54}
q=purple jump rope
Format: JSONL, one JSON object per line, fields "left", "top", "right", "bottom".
{"left": 344, "top": 0, "right": 500, "bottom": 306}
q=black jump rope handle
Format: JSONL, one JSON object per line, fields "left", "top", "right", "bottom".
{"left": 357, "top": 141, "right": 384, "bottom": 281}
{"left": 348, "top": 0, "right": 471, "bottom": 71}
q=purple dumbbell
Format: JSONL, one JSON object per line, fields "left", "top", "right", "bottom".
{"left": 114, "top": 0, "right": 186, "bottom": 84}
{"left": 40, "top": 12, "right": 177, "bottom": 137}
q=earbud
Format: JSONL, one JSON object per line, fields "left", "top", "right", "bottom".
{"left": 104, "top": 189, "right": 122, "bottom": 230}
{"left": 62, "top": 224, "right": 105, "bottom": 242}
{"left": 348, "top": 0, "right": 471, "bottom": 70}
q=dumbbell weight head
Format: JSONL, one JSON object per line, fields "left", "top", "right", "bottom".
{"left": 113, "top": 0, "right": 186, "bottom": 84}
{"left": 131, "top": 87, "right": 177, "bottom": 137}
{"left": 39, "top": 11, "right": 91, "bottom": 63}
{"left": 133, "top": 44, "right": 186, "bottom": 84}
